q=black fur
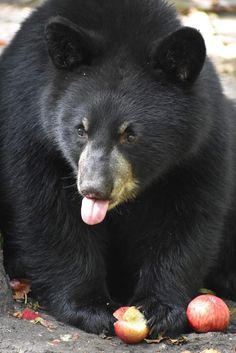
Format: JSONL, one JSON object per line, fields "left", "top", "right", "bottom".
{"left": 0, "top": 0, "right": 236, "bottom": 337}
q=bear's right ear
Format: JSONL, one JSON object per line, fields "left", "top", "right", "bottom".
{"left": 45, "top": 16, "right": 102, "bottom": 70}
{"left": 151, "top": 27, "right": 206, "bottom": 84}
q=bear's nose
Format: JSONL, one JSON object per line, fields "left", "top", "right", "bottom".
{"left": 80, "top": 183, "right": 113, "bottom": 200}
{"left": 81, "top": 189, "right": 108, "bottom": 200}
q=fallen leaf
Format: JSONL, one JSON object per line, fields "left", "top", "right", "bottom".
{"left": 58, "top": 333, "right": 80, "bottom": 341}
{"left": 145, "top": 335, "right": 187, "bottom": 345}
{"left": 60, "top": 334, "right": 73, "bottom": 342}
{"left": 28, "top": 301, "right": 41, "bottom": 311}
{"left": 145, "top": 333, "right": 166, "bottom": 344}
{"left": 13, "top": 308, "right": 56, "bottom": 330}
{"left": 71, "top": 333, "right": 80, "bottom": 341}
{"left": 48, "top": 339, "right": 61, "bottom": 346}
{"left": 13, "top": 308, "right": 40, "bottom": 321}
{"left": 34, "top": 317, "right": 57, "bottom": 330}
{"left": 13, "top": 311, "right": 24, "bottom": 319}
{"left": 10, "top": 278, "right": 31, "bottom": 302}
{"left": 168, "top": 336, "right": 188, "bottom": 345}
{"left": 200, "top": 350, "right": 221, "bottom": 353}
{"left": 21, "top": 308, "right": 40, "bottom": 321}
{"left": 199, "top": 288, "right": 216, "bottom": 295}
{"left": 48, "top": 334, "right": 79, "bottom": 345}
{"left": 99, "top": 333, "right": 112, "bottom": 340}
{"left": 229, "top": 307, "right": 236, "bottom": 317}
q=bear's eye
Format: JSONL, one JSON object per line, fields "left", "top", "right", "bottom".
{"left": 120, "top": 129, "right": 137, "bottom": 144}
{"left": 126, "top": 133, "right": 136, "bottom": 143}
{"left": 76, "top": 124, "right": 87, "bottom": 138}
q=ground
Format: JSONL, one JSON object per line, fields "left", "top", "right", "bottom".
{"left": 0, "top": 2, "right": 236, "bottom": 352}
{"left": 0, "top": 301, "right": 236, "bottom": 353}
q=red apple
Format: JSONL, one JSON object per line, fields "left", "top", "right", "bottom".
{"left": 113, "top": 306, "right": 130, "bottom": 321}
{"left": 113, "top": 306, "right": 149, "bottom": 344}
{"left": 187, "top": 294, "right": 230, "bottom": 333}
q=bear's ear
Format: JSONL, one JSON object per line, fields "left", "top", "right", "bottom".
{"left": 45, "top": 16, "right": 102, "bottom": 70}
{"left": 152, "top": 27, "right": 206, "bottom": 84}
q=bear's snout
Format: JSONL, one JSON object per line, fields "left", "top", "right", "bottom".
{"left": 77, "top": 144, "right": 114, "bottom": 201}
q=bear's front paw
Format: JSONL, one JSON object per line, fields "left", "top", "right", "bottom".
{"left": 76, "top": 303, "right": 116, "bottom": 335}
{"left": 54, "top": 300, "right": 119, "bottom": 335}
{"left": 132, "top": 298, "right": 187, "bottom": 338}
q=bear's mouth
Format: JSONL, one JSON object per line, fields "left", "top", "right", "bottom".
{"left": 81, "top": 197, "right": 110, "bottom": 225}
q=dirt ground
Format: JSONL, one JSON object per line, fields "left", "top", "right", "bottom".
{"left": 0, "top": 300, "right": 236, "bottom": 353}
{"left": 0, "top": 1, "right": 236, "bottom": 353}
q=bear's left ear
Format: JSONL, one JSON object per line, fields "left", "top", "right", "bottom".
{"left": 45, "top": 16, "right": 103, "bottom": 70}
{"left": 152, "top": 27, "right": 206, "bottom": 84}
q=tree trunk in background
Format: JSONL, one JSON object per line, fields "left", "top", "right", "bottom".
{"left": 0, "top": 251, "right": 13, "bottom": 315}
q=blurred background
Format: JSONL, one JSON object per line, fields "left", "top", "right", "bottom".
{"left": 0, "top": 0, "right": 235, "bottom": 98}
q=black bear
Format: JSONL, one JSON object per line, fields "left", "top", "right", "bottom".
{"left": 0, "top": 0, "right": 236, "bottom": 337}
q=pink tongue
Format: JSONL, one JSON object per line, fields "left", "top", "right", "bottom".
{"left": 81, "top": 197, "right": 109, "bottom": 225}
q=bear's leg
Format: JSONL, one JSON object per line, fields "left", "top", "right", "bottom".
{"left": 5, "top": 224, "right": 117, "bottom": 334}
{"left": 205, "top": 216, "right": 236, "bottom": 301}
{"left": 5, "top": 225, "right": 118, "bottom": 334}
{"left": 1, "top": 152, "right": 118, "bottom": 334}
{"left": 129, "top": 210, "right": 223, "bottom": 337}
{"left": 44, "top": 243, "right": 118, "bottom": 334}
{"left": 47, "top": 271, "right": 118, "bottom": 334}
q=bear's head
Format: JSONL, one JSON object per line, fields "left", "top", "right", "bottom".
{"left": 42, "top": 15, "right": 206, "bottom": 225}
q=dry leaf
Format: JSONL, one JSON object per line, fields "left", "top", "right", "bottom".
{"left": 21, "top": 308, "right": 40, "bottom": 321}
{"left": 60, "top": 334, "right": 73, "bottom": 342}
{"left": 34, "top": 317, "right": 57, "bottom": 330}
{"left": 13, "top": 308, "right": 40, "bottom": 321}
{"left": 14, "top": 307, "right": 56, "bottom": 330}
{"left": 100, "top": 333, "right": 112, "bottom": 340}
{"left": 145, "top": 335, "right": 187, "bottom": 345}
{"left": 13, "top": 311, "right": 24, "bottom": 319}
{"left": 229, "top": 307, "right": 236, "bottom": 317}
{"left": 59, "top": 333, "right": 80, "bottom": 341}
{"left": 199, "top": 288, "right": 216, "bottom": 295}
{"left": 200, "top": 349, "right": 221, "bottom": 353}
{"left": 29, "top": 301, "right": 41, "bottom": 311}
{"left": 48, "top": 339, "right": 61, "bottom": 346}
{"left": 10, "top": 278, "right": 31, "bottom": 302}
{"left": 168, "top": 336, "right": 187, "bottom": 345}
{"left": 145, "top": 333, "right": 166, "bottom": 344}
{"left": 48, "top": 334, "right": 79, "bottom": 345}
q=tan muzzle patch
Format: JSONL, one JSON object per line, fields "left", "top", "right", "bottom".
{"left": 109, "top": 147, "right": 139, "bottom": 209}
